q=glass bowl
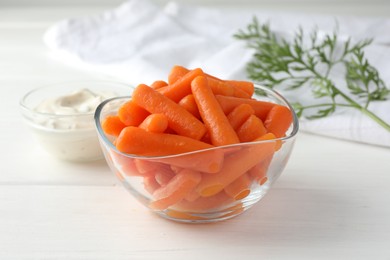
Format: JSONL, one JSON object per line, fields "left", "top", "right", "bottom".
{"left": 94, "top": 85, "right": 299, "bottom": 223}
{"left": 20, "top": 80, "right": 132, "bottom": 162}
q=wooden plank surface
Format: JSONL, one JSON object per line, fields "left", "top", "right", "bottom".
{"left": 0, "top": 178, "right": 389, "bottom": 259}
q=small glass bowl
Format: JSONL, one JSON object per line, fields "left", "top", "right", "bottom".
{"left": 20, "top": 80, "right": 132, "bottom": 162}
{"left": 95, "top": 85, "right": 299, "bottom": 223}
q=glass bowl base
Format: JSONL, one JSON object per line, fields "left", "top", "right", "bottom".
{"left": 152, "top": 185, "right": 270, "bottom": 223}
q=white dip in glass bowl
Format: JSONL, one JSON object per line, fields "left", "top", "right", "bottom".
{"left": 20, "top": 80, "right": 132, "bottom": 162}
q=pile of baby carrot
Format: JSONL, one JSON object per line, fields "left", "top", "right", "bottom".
{"left": 102, "top": 65, "right": 293, "bottom": 214}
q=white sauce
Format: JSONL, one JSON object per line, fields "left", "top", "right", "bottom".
{"left": 31, "top": 88, "right": 116, "bottom": 162}
{"left": 34, "top": 88, "right": 115, "bottom": 130}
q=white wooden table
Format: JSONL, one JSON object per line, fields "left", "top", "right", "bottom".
{"left": 1, "top": 3, "right": 390, "bottom": 259}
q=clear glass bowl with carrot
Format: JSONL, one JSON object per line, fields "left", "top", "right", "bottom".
{"left": 94, "top": 66, "right": 299, "bottom": 223}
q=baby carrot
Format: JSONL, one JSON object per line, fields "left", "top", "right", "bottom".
{"left": 166, "top": 65, "right": 242, "bottom": 97}
{"left": 224, "top": 172, "right": 251, "bottom": 200}
{"left": 102, "top": 115, "right": 126, "bottom": 137}
{"left": 155, "top": 168, "right": 176, "bottom": 186}
{"left": 178, "top": 94, "right": 201, "bottom": 119}
{"left": 191, "top": 76, "right": 240, "bottom": 146}
{"left": 236, "top": 114, "right": 267, "bottom": 143}
{"left": 225, "top": 80, "right": 255, "bottom": 97}
{"left": 248, "top": 154, "right": 273, "bottom": 183}
{"left": 204, "top": 76, "right": 250, "bottom": 98}
{"left": 156, "top": 148, "right": 224, "bottom": 174}
{"left": 184, "top": 188, "right": 201, "bottom": 202}
{"left": 174, "top": 191, "right": 234, "bottom": 213}
{"left": 149, "top": 169, "right": 201, "bottom": 210}
{"left": 248, "top": 132, "right": 277, "bottom": 184}
{"left": 215, "top": 95, "right": 275, "bottom": 121}
{"left": 144, "top": 175, "right": 160, "bottom": 195}
{"left": 254, "top": 132, "right": 282, "bottom": 151}
{"left": 132, "top": 84, "right": 206, "bottom": 140}
{"left": 118, "top": 100, "right": 150, "bottom": 126}
{"left": 264, "top": 105, "right": 293, "bottom": 138}
{"left": 168, "top": 65, "right": 220, "bottom": 85}
{"left": 196, "top": 134, "right": 276, "bottom": 197}
{"left": 134, "top": 159, "right": 167, "bottom": 175}
{"left": 232, "top": 87, "right": 252, "bottom": 99}
{"left": 201, "top": 132, "right": 212, "bottom": 144}
{"left": 207, "top": 77, "right": 235, "bottom": 96}
{"left": 138, "top": 113, "right": 168, "bottom": 133}
{"left": 227, "top": 103, "right": 255, "bottom": 130}
{"left": 168, "top": 65, "right": 189, "bottom": 85}
{"left": 259, "top": 176, "right": 268, "bottom": 185}
{"left": 116, "top": 126, "right": 214, "bottom": 156}
{"left": 150, "top": 80, "right": 168, "bottom": 90}
{"left": 159, "top": 68, "right": 204, "bottom": 102}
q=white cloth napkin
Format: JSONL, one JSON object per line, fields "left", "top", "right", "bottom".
{"left": 44, "top": 0, "right": 390, "bottom": 147}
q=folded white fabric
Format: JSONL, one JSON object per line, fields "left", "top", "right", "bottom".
{"left": 44, "top": 0, "right": 390, "bottom": 147}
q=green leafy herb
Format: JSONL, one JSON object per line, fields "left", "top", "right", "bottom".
{"left": 234, "top": 17, "right": 390, "bottom": 132}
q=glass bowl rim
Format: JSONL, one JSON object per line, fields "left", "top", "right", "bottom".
{"left": 94, "top": 84, "right": 299, "bottom": 160}
{"left": 19, "top": 79, "right": 132, "bottom": 118}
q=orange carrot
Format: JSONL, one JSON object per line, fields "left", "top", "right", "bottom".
{"left": 248, "top": 154, "right": 273, "bottom": 183}
{"left": 118, "top": 100, "right": 150, "bottom": 126}
{"left": 264, "top": 105, "right": 293, "bottom": 138}
{"left": 224, "top": 172, "right": 251, "bottom": 200}
{"left": 227, "top": 103, "right": 255, "bottom": 130}
{"left": 168, "top": 65, "right": 220, "bottom": 85}
{"left": 166, "top": 65, "right": 247, "bottom": 98}
{"left": 159, "top": 68, "right": 204, "bottom": 102}
{"left": 169, "top": 165, "right": 182, "bottom": 174}
{"left": 102, "top": 115, "right": 126, "bottom": 137}
{"left": 138, "top": 113, "right": 168, "bottom": 133}
{"left": 232, "top": 87, "right": 252, "bottom": 99}
{"left": 150, "top": 80, "right": 168, "bottom": 90}
{"left": 156, "top": 148, "right": 224, "bottom": 174}
{"left": 201, "top": 132, "right": 212, "bottom": 144}
{"left": 215, "top": 95, "right": 275, "bottom": 121}
{"left": 168, "top": 65, "right": 190, "bottom": 85}
{"left": 155, "top": 168, "right": 176, "bottom": 186}
{"left": 259, "top": 176, "right": 268, "bottom": 185}
{"left": 252, "top": 132, "right": 282, "bottom": 151}
{"left": 196, "top": 134, "right": 276, "bottom": 197}
{"left": 207, "top": 77, "right": 235, "bottom": 96}
{"left": 257, "top": 132, "right": 277, "bottom": 141}
{"left": 134, "top": 159, "right": 167, "bottom": 175}
{"left": 149, "top": 169, "right": 201, "bottom": 210}
{"left": 248, "top": 133, "right": 277, "bottom": 185}
{"left": 206, "top": 76, "right": 251, "bottom": 98}
{"left": 184, "top": 187, "right": 201, "bottom": 202}
{"left": 178, "top": 94, "right": 201, "bottom": 119}
{"left": 191, "top": 76, "right": 240, "bottom": 146}
{"left": 132, "top": 84, "right": 206, "bottom": 140}
{"left": 174, "top": 191, "right": 234, "bottom": 213}
{"left": 236, "top": 114, "right": 267, "bottom": 142}
{"left": 168, "top": 65, "right": 223, "bottom": 82}
{"left": 144, "top": 175, "right": 160, "bottom": 195}
{"left": 116, "top": 126, "right": 213, "bottom": 156}
{"left": 225, "top": 80, "right": 255, "bottom": 97}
